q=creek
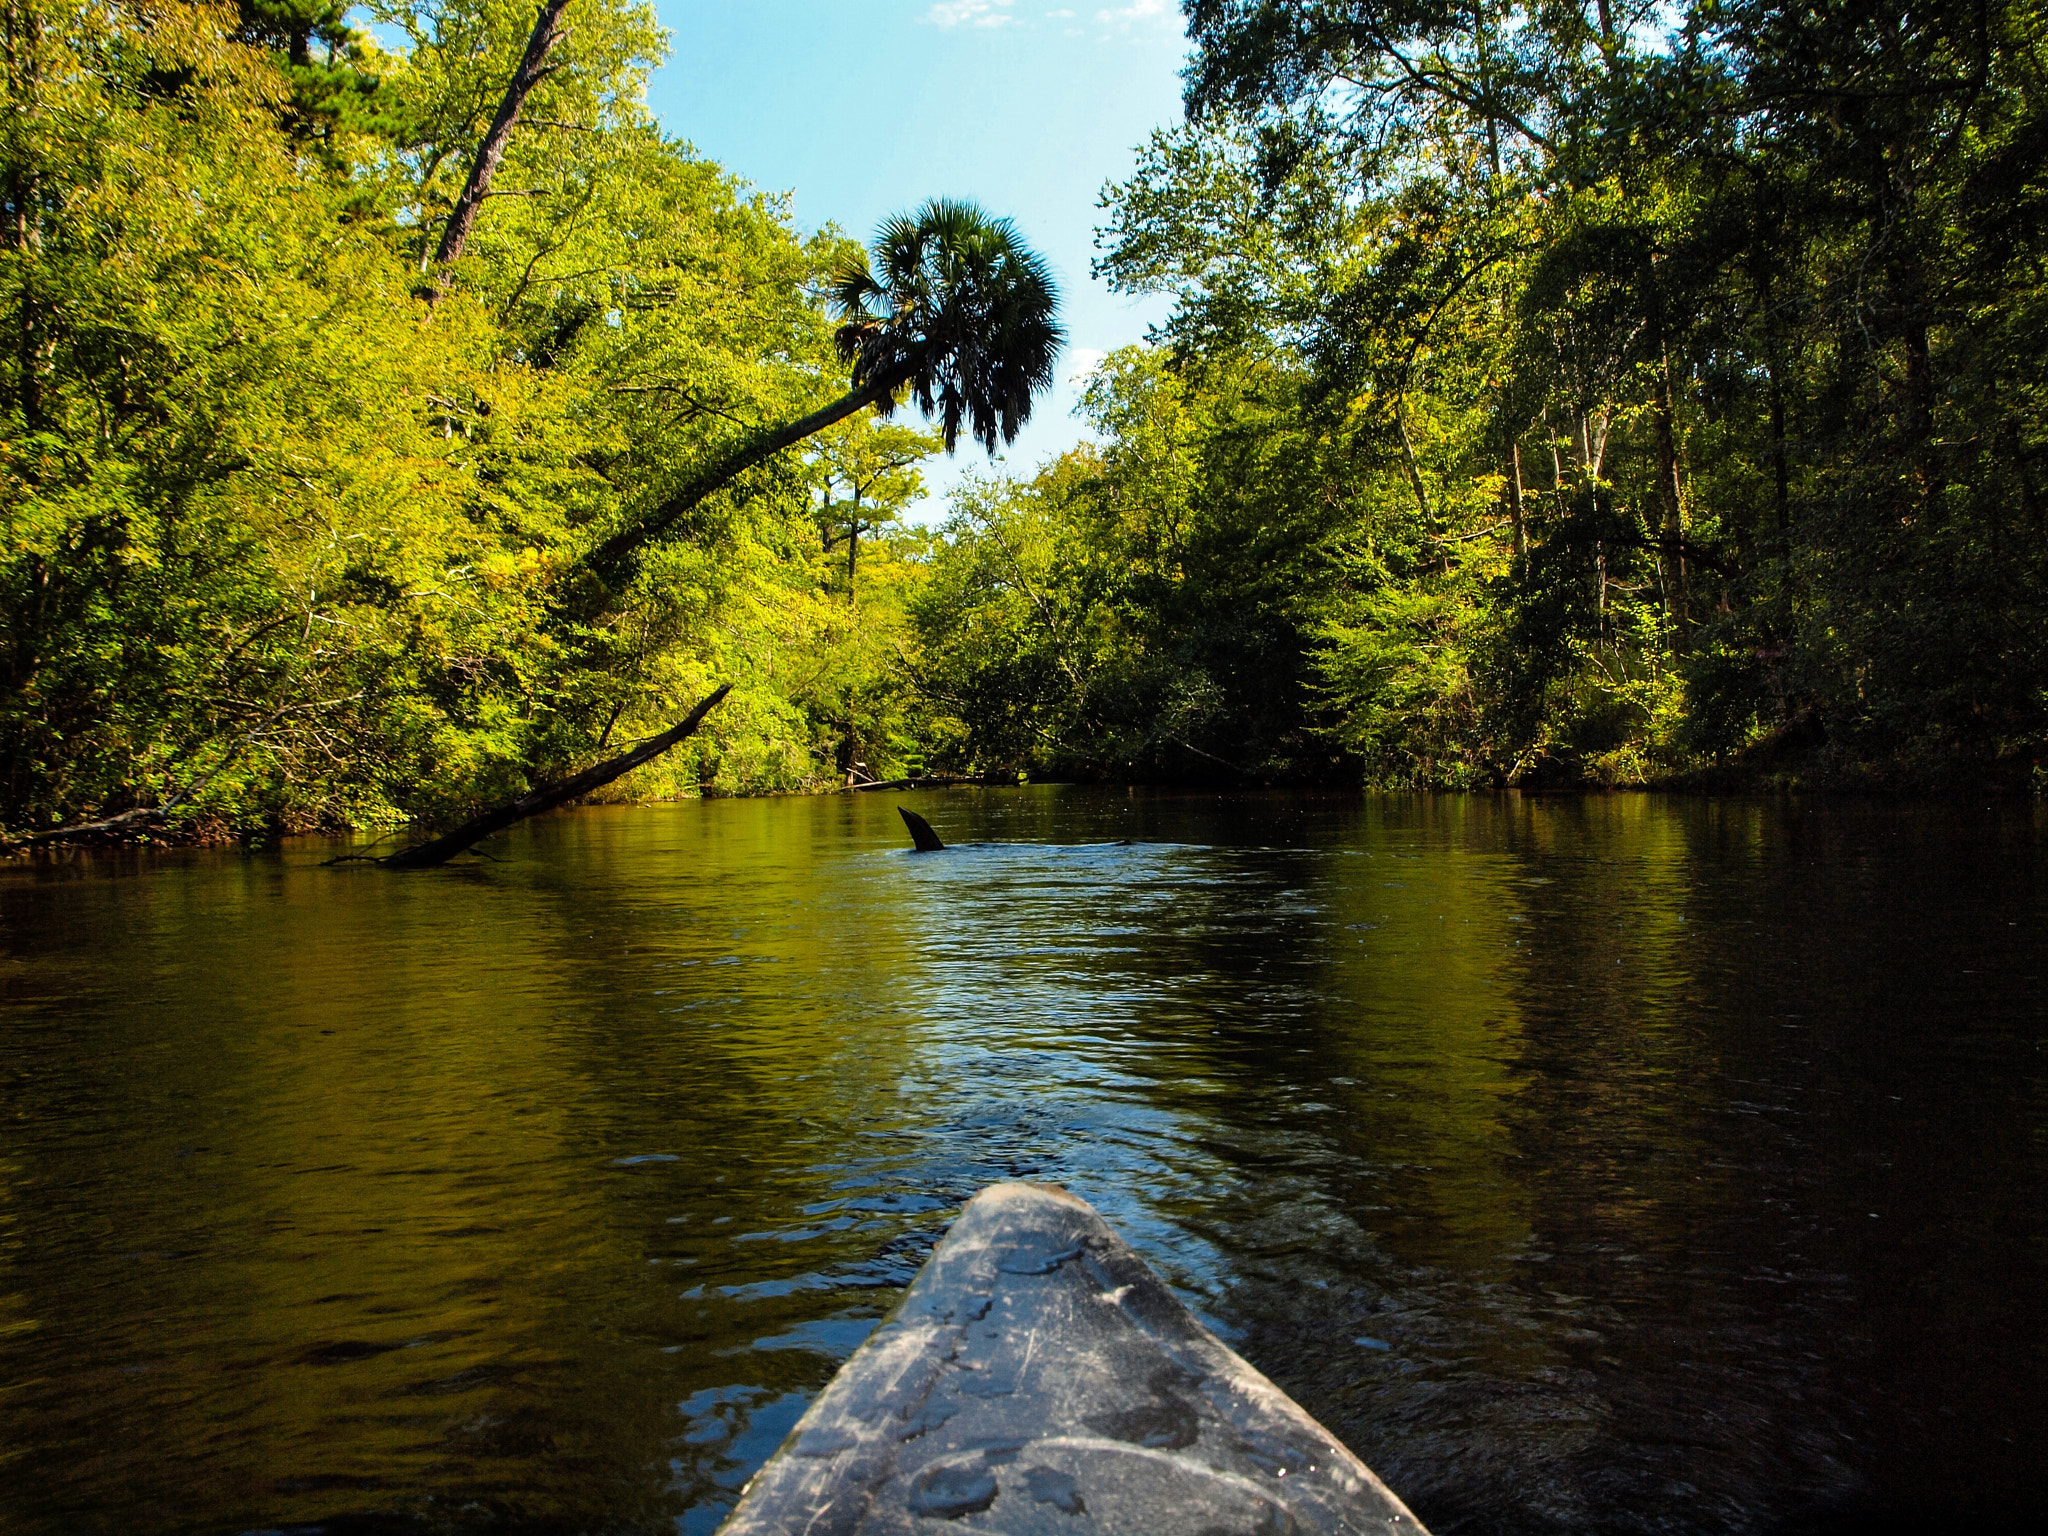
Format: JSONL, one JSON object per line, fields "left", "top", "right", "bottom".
{"left": 2, "top": 789, "right": 2044, "bottom": 1534}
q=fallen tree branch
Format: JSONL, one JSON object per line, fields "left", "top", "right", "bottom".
{"left": 1597, "top": 531, "right": 1742, "bottom": 579}
{"left": 4, "top": 698, "right": 295, "bottom": 849}
{"left": 379, "top": 683, "right": 732, "bottom": 869}
{"left": 1434, "top": 520, "right": 1511, "bottom": 545}
{"left": 1167, "top": 736, "right": 1258, "bottom": 777}
{"left": 840, "top": 773, "right": 992, "bottom": 793}
{"left": 4, "top": 804, "right": 176, "bottom": 849}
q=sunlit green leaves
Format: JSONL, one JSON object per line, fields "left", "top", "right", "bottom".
{"left": 0, "top": 0, "right": 941, "bottom": 835}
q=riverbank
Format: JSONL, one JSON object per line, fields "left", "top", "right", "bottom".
{"left": 11, "top": 744, "right": 2048, "bottom": 858}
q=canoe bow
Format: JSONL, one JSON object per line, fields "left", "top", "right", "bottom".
{"left": 718, "top": 1182, "right": 1427, "bottom": 1535}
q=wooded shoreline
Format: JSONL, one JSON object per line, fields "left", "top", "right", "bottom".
{"left": 8, "top": 771, "right": 2040, "bottom": 859}
{"left": 4, "top": 2, "right": 2042, "bottom": 850}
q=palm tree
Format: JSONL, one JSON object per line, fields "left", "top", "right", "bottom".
{"left": 583, "top": 199, "right": 1063, "bottom": 586}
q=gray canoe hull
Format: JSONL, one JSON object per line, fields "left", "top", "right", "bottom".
{"left": 718, "top": 1182, "right": 1428, "bottom": 1535}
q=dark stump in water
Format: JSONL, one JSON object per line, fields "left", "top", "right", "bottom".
{"left": 718, "top": 1182, "right": 1427, "bottom": 1535}
{"left": 898, "top": 807, "right": 946, "bottom": 853}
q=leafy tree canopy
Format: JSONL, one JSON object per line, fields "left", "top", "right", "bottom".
{"left": 912, "top": 0, "right": 2047, "bottom": 791}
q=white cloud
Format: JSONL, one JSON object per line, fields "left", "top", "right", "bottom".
{"left": 1094, "top": 0, "right": 1168, "bottom": 27}
{"left": 1066, "top": 346, "right": 1108, "bottom": 385}
{"left": 924, "top": 0, "right": 1014, "bottom": 26}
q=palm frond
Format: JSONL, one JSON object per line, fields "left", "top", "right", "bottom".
{"left": 828, "top": 198, "right": 1066, "bottom": 453}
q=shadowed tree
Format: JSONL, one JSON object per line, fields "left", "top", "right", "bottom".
{"left": 584, "top": 197, "right": 1063, "bottom": 587}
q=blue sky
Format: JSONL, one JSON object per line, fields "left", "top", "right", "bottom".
{"left": 642, "top": 2, "right": 1192, "bottom": 519}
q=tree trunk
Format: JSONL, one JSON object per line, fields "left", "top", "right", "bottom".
{"left": 5, "top": 804, "right": 170, "bottom": 848}
{"left": 6, "top": 2, "right": 44, "bottom": 430}
{"left": 1770, "top": 365, "right": 1790, "bottom": 535}
{"left": 1475, "top": 6, "right": 1501, "bottom": 178}
{"left": 381, "top": 683, "right": 731, "bottom": 868}
{"left": 1572, "top": 411, "right": 1608, "bottom": 481}
{"left": 1903, "top": 323, "right": 1933, "bottom": 440}
{"left": 1902, "top": 321, "right": 1946, "bottom": 525}
{"left": 1595, "top": 0, "right": 1620, "bottom": 78}
{"left": 1395, "top": 396, "right": 1434, "bottom": 528}
{"left": 847, "top": 486, "right": 860, "bottom": 596}
{"left": 1653, "top": 345, "right": 1689, "bottom": 649}
{"left": 583, "top": 370, "right": 907, "bottom": 588}
{"left": 6, "top": 697, "right": 296, "bottom": 849}
{"left": 841, "top": 484, "right": 862, "bottom": 781}
{"left": 1596, "top": 539, "right": 1608, "bottom": 641}
{"left": 423, "top": 0, "right": 573, "bottom": 301}
{"left": 2013, "top": 421, "right": 2043, "bottom": 531}
{"left": 1507, "top": 438, "right": 1526, "bottom": 572}
{"left": 11, "top": 250, "right": 34, "bottom": 432}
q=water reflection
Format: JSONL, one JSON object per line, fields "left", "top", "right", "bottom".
{"left": 1, "top": 790, "right": 2043, "bottom": 1535}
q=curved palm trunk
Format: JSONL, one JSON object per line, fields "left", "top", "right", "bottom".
{"left": 583, "top": 369, "right": 908, "bottom": 587}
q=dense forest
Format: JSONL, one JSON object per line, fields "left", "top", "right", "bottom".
{"left": 3, "top": 1, "right": 2044, "bottom": 844}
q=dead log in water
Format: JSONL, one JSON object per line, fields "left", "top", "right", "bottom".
{"left": 898, "top": 806, "right": 946, "bottom": 852}
{"left": 380, "top": 684, "right": 732, "bottom": 869}
{"left": 844, "top": 773, "right": 986, "bottom": 793}
{"left": 4, "top": 700, "right": 295, "bottom": 851}
{"left": 3, "top": 804, "right": 176, "bottom": 850}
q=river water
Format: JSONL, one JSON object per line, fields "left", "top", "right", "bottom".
{"left": 2, "top": 789, "right": 2044, "bottom": 1535}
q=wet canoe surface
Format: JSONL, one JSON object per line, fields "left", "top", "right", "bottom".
{"left": 719, "top": 1182, "right": 1429, "bottom": 1535}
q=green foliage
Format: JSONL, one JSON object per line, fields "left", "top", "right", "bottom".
{"left": 7, "top": 0, "right": 2040, "bottom": 832}
{"left": 908, "top": 0, "right": 2048, "bottom": 792}
{"left": 0, "top": 0, "right": 958, "bottom": 838}
{"left": 912, "top": 347, "right": 1365, "bottom": 781}
{"left": 831, "top": 197, "right": 1066, "bottom": 454}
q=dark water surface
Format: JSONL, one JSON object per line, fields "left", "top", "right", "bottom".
{"left": 3, "top": 790, "right": 2045, "bottom": 1536}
